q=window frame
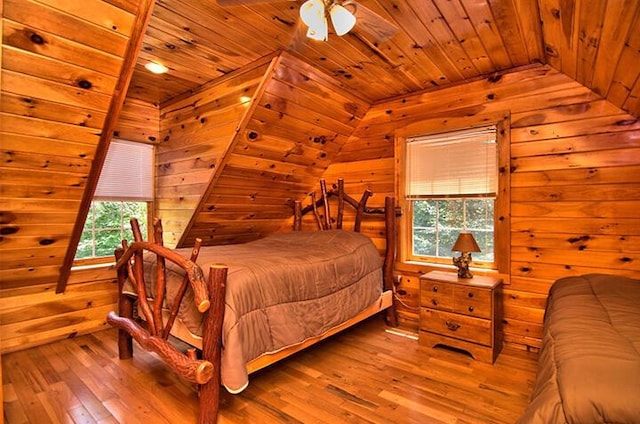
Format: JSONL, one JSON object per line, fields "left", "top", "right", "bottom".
{"left": 73, "top": 139, "right": 155, "bottom": 266}
{"left": 395, "top": 115, "right": 510, "bottom": 275}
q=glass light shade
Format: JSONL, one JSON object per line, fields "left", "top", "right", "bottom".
{"left": 329, "top": 4, "right": 356, "bottom": 36}
{"left": 306, "top": 15, "right": 329, "bottom": 41}
{"left": 452, "top": 232, "right": 481, "bottom": 253}
{"left": 144, "top": 62, "right": 168, "bottom": 74}
{"left": 300, "top": 0, "right": 325, "bottom": 27}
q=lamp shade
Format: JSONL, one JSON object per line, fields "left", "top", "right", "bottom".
{"left": 330, "top": 4, "right": 356, "bottom": 36}
{"left": 306, "top": 17, "right": 329, "bottom": 41}
{"left": 452, "top": 232, "right": 481, "bottom": 253}
{"left": 300, "top": 0, "right": 324, "bottom": 26}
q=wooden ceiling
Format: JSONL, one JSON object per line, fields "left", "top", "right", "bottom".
{"left": 127, "top": 0, "right": 640, "bottom": 117}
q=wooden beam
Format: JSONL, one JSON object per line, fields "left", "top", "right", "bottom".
{"left": 56, "top": 0, "right": 157, "bottom": 293}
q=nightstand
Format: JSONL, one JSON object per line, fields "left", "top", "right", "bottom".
{"left": 419, "top": 270, "right": 503, "bottom": 363}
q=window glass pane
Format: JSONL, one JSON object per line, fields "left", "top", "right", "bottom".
{"left": 77, "top": 231, "right": 94, "bottom": 258}
{"left": 94, "top": 229, "right": 122, "bottom": 257}
{"left": 411, "top": 198, "right": 494, "bottom": 262}
{"left": 75, "top": 201, "right": 147, "bottom": 260}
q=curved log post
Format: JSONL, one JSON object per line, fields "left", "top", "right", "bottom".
{"left": 129, "top": 219, "right": 157, "bottom": 335}
{"left": 163, "top": 238, "right": 203, "bottom": 338}
{"left": 199, "top": 265, "right": 228, "bottom": 424}
{"left": 116, "top": 242, "right": 210, "bottom": 313}
{"left": 106, "top": 312, "right": 214, "bottom": 385}
{"left": 293, "top": 201, "right": 302, "bottom": 231}
{"left": 320, "top": 179, "right": 331, "bottom": 229}
{"left": 383, "top": 196, "right": 399, "bottom": 327}
{"left": 354, "top": 189, "right": 372, "bottom": 232}
{"left": 310, "top": 192, "right": 324, "bottom": 230}
{"left": 153, "top": 219, "right": 166, "bottom": 334}
{"left": 115, "top": 247, "right": 134, "bottom": 359}
{"left": 336, "top": 178, "right": 345, "bottom": 230}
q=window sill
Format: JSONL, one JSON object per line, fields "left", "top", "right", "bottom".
{"left": 396, "top": 260, "right": 500, "bottom": 278}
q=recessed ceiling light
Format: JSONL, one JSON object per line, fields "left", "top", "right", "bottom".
{"left": 144, "top": 62, "right": 168, "bottom": 74}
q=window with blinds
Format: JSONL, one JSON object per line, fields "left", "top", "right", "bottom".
{"left": 75, "top": 140, "right": 153, "bottom": 260}
{"left": 404, "top": 125, "right": 498, "bottom": 264}
{"left": 95, "top": 140, "right": 154, "bottom": 201}
{"left": 405, "top": 126, "right": 497, "bottom": 199}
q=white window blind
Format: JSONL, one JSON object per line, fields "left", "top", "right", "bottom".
{"left": 94, "top": 140, "right": 154, "bottom": 201}
{"left": 405, "top": 126, "right": 497, "bottom": 198}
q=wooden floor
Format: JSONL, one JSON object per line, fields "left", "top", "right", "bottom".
{"left": 3, "top": 317, "right": 538, "bottom": 424}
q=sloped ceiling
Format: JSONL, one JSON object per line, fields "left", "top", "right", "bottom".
{"left": 130, "top": 0, "right": 639, "bottom": 117}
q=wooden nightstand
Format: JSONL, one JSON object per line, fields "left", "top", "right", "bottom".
{"left": 419, "top": 270, "right": 503, "bottom": 363}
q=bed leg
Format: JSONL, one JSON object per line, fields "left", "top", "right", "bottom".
{"left": 117, "top": 294, "right": 135, "bottom": 359}
{"left": 199, "top": 265, "right": 228, "bottom": 424}
{"left": 114, "top": 247, "right": 134, "bottom": 359}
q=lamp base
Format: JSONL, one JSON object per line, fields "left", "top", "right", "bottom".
{"left": 453, "top": 252, "right": 474, "bottom": 279}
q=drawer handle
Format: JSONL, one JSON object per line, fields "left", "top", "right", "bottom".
{"left": 468, "top": 306, "right": 474, "bottom": 313}
{"left": 445, "top": 320, "right": 460, "bottom": 331}
{"left": 468, "top": 292, "right": 474, "bottom": 298}
{"left": 431, "top": 298, "right": 439, "bottom": 306}
{"left": 432, "top": 286, "right": 438, "bottom": 293}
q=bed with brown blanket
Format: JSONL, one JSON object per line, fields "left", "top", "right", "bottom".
{"left": 106, "top": 179, "right": 399, "bottom": 424}
{"left": 517, "top": 273, "right": 640, "bottom": 424}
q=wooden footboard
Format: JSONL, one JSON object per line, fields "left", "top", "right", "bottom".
{"left": 106, "top": 218, "right": 227, "bottom": 423}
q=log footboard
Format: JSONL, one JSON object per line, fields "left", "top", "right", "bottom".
{"left": 108, "top": 218, "right": 227, "bottom": 423}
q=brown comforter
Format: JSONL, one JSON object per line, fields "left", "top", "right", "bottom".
{"left": 517, "top": 274, "right": 640, "bottom": 424}
{"left": 138, "top": 230, "right": 383, "bottom": 393}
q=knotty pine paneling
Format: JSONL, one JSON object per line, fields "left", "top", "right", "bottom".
{"left": 322, "top": 63, "right": 640, "bottom": 350}
{"left": 155, "top": 56, "right": 274, "bottom": 247}
{"left": 0, "top": 266, "right": 117, "bottom": 355}
{"left": 113, "top": 98, "right": 159, "bottom": 144}
{"left": 1, "top": 0, "right": 140, "bottom": 288}
{"left": 176, "top": 52, "right": 371, "bottom": 247}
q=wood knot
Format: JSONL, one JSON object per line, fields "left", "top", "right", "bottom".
{"left": 77, "top": 79, "right": 92, "bottom": 89}
{"left": 39, "top": 238, "right": 55, "bottom": 246}
{"left": 30, "top": 33, "right": 45, "bottom": 45}
{"left": 0, "top": 226, "right": 19, "bottom": 235}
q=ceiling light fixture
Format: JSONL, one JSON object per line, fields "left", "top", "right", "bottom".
{"left": 300, "top": 0, "right": 356, "bottom": 41}
{"left": 144, "top": 62, "right": 169, "bottom": 74}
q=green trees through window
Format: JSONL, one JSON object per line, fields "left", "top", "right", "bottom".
{"left": 76, "top": 201, "right": 147, "bottom": 259}
{"left": 412, "top": 199, "right": 494, "bottom": 262}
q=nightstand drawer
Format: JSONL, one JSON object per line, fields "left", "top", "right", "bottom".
{"left": 420, "top": 280, "right": 454, "bottom": 310}
{"left": 452, "top": 286, "right": 491, "bottom": 318}
{"left": 420, "top": 309, "right": 492, "bottom": 346}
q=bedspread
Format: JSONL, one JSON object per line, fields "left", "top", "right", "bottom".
{"left": 136, "top": 230, "right": 383, "bottom": 392}
{"left": 517, "top": 274, "right": 640, "bottom": 424}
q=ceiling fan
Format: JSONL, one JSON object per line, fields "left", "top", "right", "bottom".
{"left": 216, "top": 0, "right": 399, "bottom": 42}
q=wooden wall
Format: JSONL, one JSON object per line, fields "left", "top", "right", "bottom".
{"left": 321, "top": 64, "right": 640, "bottom": 350}
{"left": 0, "top": 0, "right": 151, "bottom": 355}
{"left": 113, "top": 97, "right": 159, "bottom": 144}
{"left": 0, "top": 267, "right": 116, "bottom": 354}
{"left": 156, "top": 55, "right": 274, "bottom": 247}
{"left": 164, "top": 52, "right": 370, "bottom": 247}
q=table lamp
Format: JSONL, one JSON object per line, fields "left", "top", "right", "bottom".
{"left": 452, "top": 232, "right": 481, "bottom": 279}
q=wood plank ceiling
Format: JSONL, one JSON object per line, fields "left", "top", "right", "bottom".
{"left": 130, "top": 0, "right": 639, "bottom": 117}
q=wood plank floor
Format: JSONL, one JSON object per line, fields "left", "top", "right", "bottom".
{"left": 3, "top": 317, "right": 538, "bottom": 423}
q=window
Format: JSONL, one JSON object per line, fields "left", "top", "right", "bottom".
{"left": 403, "top": 125, "right": 498, "bottom": 267}
{"left": 75, "top": 140, "right": 154, "bottom": 260}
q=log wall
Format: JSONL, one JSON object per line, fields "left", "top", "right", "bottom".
{"left": 155, "top": 56, "right": 274, "bottom": 247}
{"left": 0, "top": 266, "right": 117, "bottom": 355}
{"left": 168, "top": 52, "right": 370, "bottom": 247}
{"left": 322, "top": 64, "right": 640, "bottom": 350}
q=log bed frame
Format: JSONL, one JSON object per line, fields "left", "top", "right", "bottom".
{"left": 106, "top": 179, "right": 399, "bottom": 424}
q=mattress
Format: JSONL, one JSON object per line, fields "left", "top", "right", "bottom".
{"left": 134, "top": 230, "right": 384, "bottom": 392}
{"left": 517, "top": 273, "right": 640, "bottom": 424}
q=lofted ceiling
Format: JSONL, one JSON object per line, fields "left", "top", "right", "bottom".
{"left": 128, "top": 0, "right": 640, "bottom": 117}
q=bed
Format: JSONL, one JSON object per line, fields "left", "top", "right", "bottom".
{"left": 106, "top": 179, "right": 399, "bottom": 424}
{"left": 517, "top": 273, "right": 640, "bottom": 424}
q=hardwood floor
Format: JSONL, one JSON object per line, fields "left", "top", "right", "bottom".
{"left": 3, "top": 317, "right": 538, "bottom": 423}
